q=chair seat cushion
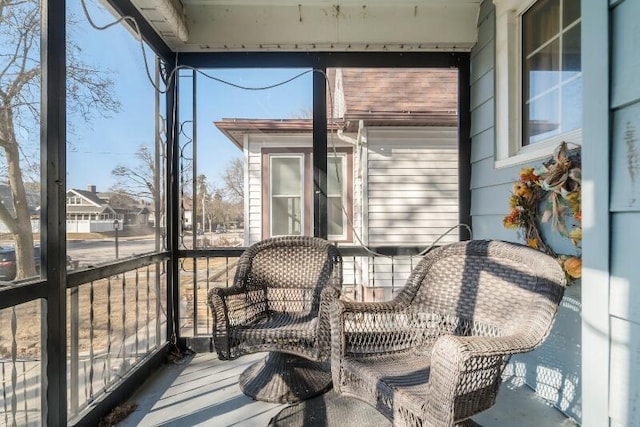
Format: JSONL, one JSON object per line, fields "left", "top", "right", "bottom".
{"left": 236, "top": 312, "right": 318, "bottom": 340}
{"left": 343, "top": 351, "right": 432, "bottom": 417}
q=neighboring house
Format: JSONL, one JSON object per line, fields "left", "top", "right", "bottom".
{"left": 0, "top": 183, "right": 41, "bottom": 233}
{"left": 0, "top": 183, "right": 40, "bottom": 217}
{"left": 66, "top": 185, "right": 149, "bottom": 232}
{"left": 181, "top": 196, "right": 194, "bottom": 230}
{"left": 216, "top": 68, "right": 460, "bottom": 251}
{"left": 98, "top": 191, "right": 151, "bottom": 227}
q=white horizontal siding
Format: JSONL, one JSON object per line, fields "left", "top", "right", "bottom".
{"left": 368, "top": 182, "right": 458, "bottom": 191}
{"left": 368, "top": 203, "right": 458, "bottom": 214}
{"left": 368, "top": 218, "right": 460, "bottom": 228}
{"left": 247, "top": 140, "right": 263, "bottom": 244}
{"left": 368, "top": 174, "right": 458, "bottom": 184}
{"left": 368, "top": 189, "right": 458, "bottom": 199}
{"left": 366, "top": 127, "right": 459, "bottom": 246}
{"left": 368, "top": 167, "right": 458, "bottom": 177}
{"left": 368, "top": 160, "right": 458, "bottom": 169}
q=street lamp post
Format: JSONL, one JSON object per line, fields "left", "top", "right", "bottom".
{"left": 113, "top": 219, "right": 120, "bottom": 259}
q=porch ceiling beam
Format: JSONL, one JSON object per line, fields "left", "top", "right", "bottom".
{"left": 177, "top": 51, "right": 464, "bottom": 69}
{"left": 159, "top": 2, "right": 480, "bottom": 52}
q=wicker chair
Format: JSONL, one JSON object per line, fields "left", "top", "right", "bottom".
{"left": 330, "top": 240, "right": 566, "bottom": 427}
{"left": 207, "top": 235, "right": 343, "bottom": 403}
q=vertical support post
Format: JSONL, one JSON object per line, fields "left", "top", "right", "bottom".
{"left": 192, "top": 70, "right": 199, "bottom": 334}
{"left": 69, "top": 289, "right": 79, "bottom": 416}
{"left": 41, "top": 0, "right": 68, "bottom": 425}
{"left": 153, "top": 58, "right": 163, "bottom": 347}
{"left": 313, "top": 68, "right": 328, "bottom": 239}
{"left": 192, "top": 70, "right": 198, "bottom": 250}
{"left": 457, "top": 54, "right": 472, "bottom": 241}
{"left": 165, "top": 61, "right": 180, "bottom": 344}
{"left": 581, "top": 3, "right": 610, "bottom": 426}
{"left": 154, "top": 58, "right": 162, "bottom": 253}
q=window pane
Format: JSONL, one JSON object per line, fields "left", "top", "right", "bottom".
{"left": 328, "top": 196, "right": 344, "bottom": 237}
{"left": 327, "top": 156, "right": 343, "bottom": 195}
{"left": 525, "top": 39, "right": 561, "bottom": 97}
{"left": 526, "top": 90, "right": 560, "bottom": 144}
{"left": 0, "top": 1, "right": 42, "bottom": 283}
{"left": 272, "top": 157, "right": 302, "bottom": 196}
{"left": 523, "top": 0, "right": 559, "bottom": 53}
{"left": 327, "top": 156, "right": 344, "bottom": 238}
{"left": 66, "top": 2, "right": 164, "bottom": 267}
{"left": 271, "top": 157, "right": 302, "bottom": 236}
{"left": 561, "top": 78, "right": 582, "bottom": 133}
{"left": 272, "top": 197, "right": 302, "bottom": 235}
{"left": 563, "top": 0, "right": 580, "bottom": 26}
{"left": 562, "top": 23, "right": 581, "bottom": 74}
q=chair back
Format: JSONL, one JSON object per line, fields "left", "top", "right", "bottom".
{"left": 398, "top": 240, "right": 566, "bottom": 345}
{"left": 236, "top": 235, "right": 343, "bottom": 315}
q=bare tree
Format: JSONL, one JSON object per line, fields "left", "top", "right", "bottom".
{"left": 112, "top": 145, "right": 156, "bottom": 202}
{"left": 0, "top": 1, "right": 119, "bottom": 279}
{"left": 111, "top": 144, "right": 163, "bottom": 231}
{"left": 211, "top": 188, "right": 227, "bottom": 228}
{"left": 222, "top": 157, "right": 244, "bottom": 202}
{"left": 221, "top": 158, "right": 244, "bottom": 226}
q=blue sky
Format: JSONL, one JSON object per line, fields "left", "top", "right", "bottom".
{"left": 66, "top": 2, "right": 312, "bottom": 192}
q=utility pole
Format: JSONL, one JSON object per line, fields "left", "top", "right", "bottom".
{"left": 113, "top": 219, "right": 120, "bottom": 259}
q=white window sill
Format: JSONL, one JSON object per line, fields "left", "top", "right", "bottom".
{"left": 495, "top": 129, "right": 582, "bottom": 169}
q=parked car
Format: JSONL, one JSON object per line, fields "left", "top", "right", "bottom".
{"left": 215, "top": 224, "right": 226, "bottom": 234}
{"left": 0, "top": 246, "right": 41, "bottom": 281}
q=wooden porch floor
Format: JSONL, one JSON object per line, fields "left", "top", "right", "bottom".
{"left": 118, "top": 352, "right": 578, "bottom": 427}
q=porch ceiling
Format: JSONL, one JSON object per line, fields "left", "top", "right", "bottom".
{"left": 128, "top": 0, "right": 481, "bottom": 53}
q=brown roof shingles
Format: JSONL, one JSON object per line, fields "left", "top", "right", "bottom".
{"left": 215, "top": 68, "right": 458, "bottom": 144}
{"left": 338, "top": 68, "right": 457, "bottom": 125}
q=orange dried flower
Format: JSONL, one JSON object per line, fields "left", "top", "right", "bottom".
{"left": 527, "top": 238, "right": 539, "bottom": 249}
{"left": 564, "top": 257, "right": 582, "bottom": 279}
{"left": 503, "top": 210, "right": 521, "bottom": 229}
{"left": 519, "top": 167, "right": 538, "bottom": 183}
{"left": 512, "top": 182, "right": 530, "bottom": 198}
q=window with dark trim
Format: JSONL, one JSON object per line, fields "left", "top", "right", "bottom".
{"left": 262, "top": 147, "right": 353, "bottom": 242}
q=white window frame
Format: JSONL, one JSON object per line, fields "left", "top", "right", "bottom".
{"left": 269, "top": 154, "right": 304, "bottom": 237}
{"left": 327, "top": 153, "right": 347, "bottom": 241}
{"left": 493, "top": 0, "right": 582, "bottom": 169}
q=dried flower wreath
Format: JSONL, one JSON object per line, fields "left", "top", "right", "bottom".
{"left": 503, "top": 142, "right": 582, "bottom": 281}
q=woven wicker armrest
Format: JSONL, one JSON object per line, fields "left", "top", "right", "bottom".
{"left": 330, "top": 299, "right": 413, "bottom": 359}
{"left": 208, "top": 286, "right": 268, "bottom": 327}
{"left": 424, "top": 333, "right": 537, "bottom": 425}
{"left": 315, "top": 286, "right": 342, "bottom": 360}
{"left": 435, "top": 331, "right": 541, "bottom": 358}
{"left": 208, "top": 285, "right": 247, "bottom": 300}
